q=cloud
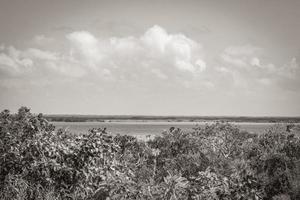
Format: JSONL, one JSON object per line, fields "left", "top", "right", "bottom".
{"left": 63, "top": 25, "right": 207, "bottom": 83}
{"left": 151, "top": 68, "right": 168, "bottom": 80}
{"left": 2, "top": 26, "right": 298, "bottom": 93}
{"left": 195, "top": 59, "right": 207, "bottom": 71}
{"left": 258, "top": 78, "right": 272, "bottom": 85}
{"left": 0, "top": 26, "right": 207, "bottom": 89}
{"left": 140, "top": 25, "right": 204, "bottom": 73}
{"left": 250, "top": 57, "right": 260, "bottom": 67}
{"left": 66, "top": 25, "right": 205, "bottom": 76}
{"left": 220, "top": 44, "right": 283, "bottom": 75}
{"left": 0, "top": 46, "right": 33, "bottom": 75}
{"left": 141, "top": 25, "right": 170, "bottom": 54}
{"left": 279, "top": 57, "right": 299, "bottom": 78}
{"left": 221, "top": 44, "right": 262, "bottom": 68}
{"left": 33, "top": 35, "right": 54, "bottom": 45}
{"left": 66, "top": 31, "right": 103, "bottom": 69}
{"left": 25, "top": 48, "right": 58, "bottom": 60}
{"left": 218, "top": 44, "right": 300, "bottom": 91}
{"left": 224, "top": 44, "right": 261, "bottom": 56}
{"left": 0, "top": 53, "right": 17, "bottom": 68}
{"left": 0, "top": 45, "right": 85, "bottom": 79}
{"left": 175, "top": 60, "right": 196, "bottom": 72}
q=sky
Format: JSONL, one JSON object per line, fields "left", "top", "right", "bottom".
{"left": 0, "top": 0, "right": 299, "bottom": 116}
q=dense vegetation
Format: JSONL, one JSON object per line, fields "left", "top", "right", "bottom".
{"left": 1, "top": 107, "right": 299, "bottom": 200}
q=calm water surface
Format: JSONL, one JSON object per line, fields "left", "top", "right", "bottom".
{"left": 52, "top": 121, "right": 288, "bottom": 136}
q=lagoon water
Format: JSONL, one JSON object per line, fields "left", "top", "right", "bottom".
{"left": 52, "top": 121, "right": 288, "bottom": 136}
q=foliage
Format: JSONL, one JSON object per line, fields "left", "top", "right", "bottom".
{"left": 0, "top": 107, "right": 299, "bottom": 199}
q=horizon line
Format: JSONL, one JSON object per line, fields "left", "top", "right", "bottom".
{"left": 43, "top": 114, "right": 300, "bottom": 118}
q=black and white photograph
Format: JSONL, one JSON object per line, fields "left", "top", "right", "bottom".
{"left": 0, "top": 0, "right": 300, "bottom": 199}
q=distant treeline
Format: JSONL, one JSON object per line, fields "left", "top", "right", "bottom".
{"left": 45, "top": 114, "right": 300, "bottom": 123}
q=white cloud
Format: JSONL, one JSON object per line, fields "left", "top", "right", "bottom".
{"left": 1, "top": 31, "right": 298, "bottom": 93}
{"left": 25, "top": 48, "right": 58, "bottom": 60}
{"left": 221, "top": 53, "right": 247, "bottom": 67}
{"left": 66, "top": 26, "right": 205, "bottom": 74}
{"left": 203, "top": 81, "right": 214, "bottom": 88}
{"left": 33, "top": 35, "right": 54, "bottom": 45}
{"left": 195, "top": 59, "right": 206, "bottom": 72}
{"left": 0, "top": 46, "right": 34, "bottom": 75}
{"left": 277, "top": 57, "right": 299, "bottom": 79}
{"left": 0, "top": 53, "right": 17, "bottom": 68}
{"left": 175, "top": 60, "right": 196, "bottom": 72}
{"left": 0, "top": 26, "right": 207, "bottom": 88}
{"left": 220, "top": 44, "right": 276, "bottom": 75}
{"left": 250, "top": 57, "right": 260, "bottom": 67}
{"left": 61, "top": 25, "right": 207, "bottom": 85}
{"left": 0, "top": 45, "right": 70, "bottom": 78}
{"left": 66, "top": 31, "right": 103, "bottom": 69}
{"left": 141, "top": 25, "right": 169, "bottom": 54}
{"left": 216, "top": 66, "right": 231, "bottom": 73}
{"left": 224, "top": 44, "right": 261, "bottom": 56}
{"left": 220, "top": 44, "right": 264, "bottom": 70}
{"left": 219, "top": 44, "right": 300, "bottom": 91}
{"left": 110, "top": 36, "right": 141, "bottom": 56}
{"left": 258, "top": 78, "right": 272, "bottom": 85}
{"left": 5, "top": 28, "right": 297, "bottom": 94}
{"left": 151, "top": 68, "right": 168, "bottom": 79}
{"left": 140, "top": 25, "right": 203, "bottom": 73}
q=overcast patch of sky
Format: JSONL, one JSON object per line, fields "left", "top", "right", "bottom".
{"left": 0, "top": 0, "right": 299, "bottom": 116}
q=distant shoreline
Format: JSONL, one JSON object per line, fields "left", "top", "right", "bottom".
{"left": 45, "top": 115, "right": 300, "bottom": 123}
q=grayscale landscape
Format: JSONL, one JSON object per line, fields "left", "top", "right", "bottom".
{"left": 0, "top": 0, "right": 299, "bottom": 200}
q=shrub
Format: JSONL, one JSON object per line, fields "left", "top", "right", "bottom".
{"left": 1, "top": 107, "right": 299, "bottom": 200}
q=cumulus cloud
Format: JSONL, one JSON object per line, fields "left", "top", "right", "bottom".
{"left": 141, "top": 25, "right": 170, "bottom": 54}
{"left": 66, "top": 31, "right": 103, "bottom": 69}
{"left": 140, "top": 25, "right": 204, "bottom": 73}
{"left": 0, "top": 26, "right": 208, "bottom": 88}
{"left": 218, "top": 44, "right": 300, "bottom": 90}
{"left": 63, "top": 25, "right": 207, "bottom": 82}
{"left": 1, "top": 26, "right": 298, "bottom": 93}
{"left": 66, "top": 25, "right": 205, "bottom": 75}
